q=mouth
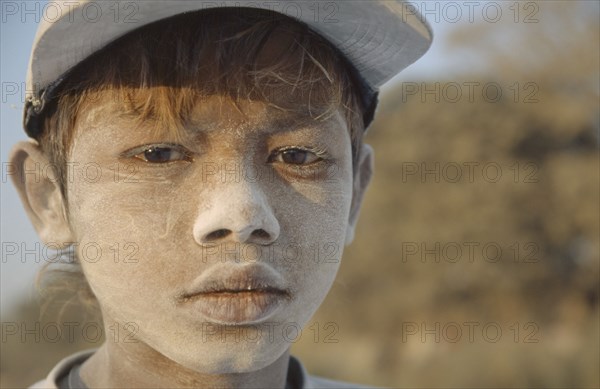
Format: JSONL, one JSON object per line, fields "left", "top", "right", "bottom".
{"left": 177, "top": 264, "right": 291, "bottom": 325}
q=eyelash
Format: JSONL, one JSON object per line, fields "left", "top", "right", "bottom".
{"left": 121, "top": 143, "right": 194, "bottom": 164}
{"left": 268, "top": 145, "right": 328, "bottom": 165}
{"left": 121, "top": 144, "right": 329, "bottom": 166}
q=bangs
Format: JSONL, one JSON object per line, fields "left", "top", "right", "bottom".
{"left": 56, "top": 8, "right": 360, "bottom": 139}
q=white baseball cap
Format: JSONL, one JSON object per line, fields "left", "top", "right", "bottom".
{"left": 23, "top": 0, "right": 432, "bottom": 138}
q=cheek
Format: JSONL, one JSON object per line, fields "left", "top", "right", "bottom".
{"left": 67, "top": 160, "right": 191, "bottom": 239}
{"left": 66, "top": 174, "right": 193, "bottom": 312}
{"left": 281, "top": 165, "right": 354, "bottom": 255}
{"left": 273, "top": 175, "right": 354, "bottom": 322}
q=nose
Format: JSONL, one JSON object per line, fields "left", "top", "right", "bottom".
{"left": 192, "top": 178, "right": 280, "bottom": 246}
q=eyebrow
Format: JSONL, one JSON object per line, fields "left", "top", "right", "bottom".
{"left": 268, "top": 115, "right": 320, "bottom": 133}
{"left": 114, "top": 107, "right": 338, "bottom": 138}
{"left": 185, "top": 113, "right": 329, "bottom": 135}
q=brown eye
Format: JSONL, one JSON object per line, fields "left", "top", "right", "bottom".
{"left": 274, "top": 148, "right": 321, "bottom": 165}
{"left": 135, "top": 146, "right": 190, "bottom": 163}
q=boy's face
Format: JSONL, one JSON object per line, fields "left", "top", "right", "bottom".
{"left": 61, "top": 90, "right": 364, "bottom": 372}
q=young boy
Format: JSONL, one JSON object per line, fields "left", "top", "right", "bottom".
{"left": 10, "top": 1, "right": 431, "bottom": 388}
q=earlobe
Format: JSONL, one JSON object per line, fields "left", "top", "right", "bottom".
{"left": 345, "top": 143, "right": 374, "bottom": 245}
{"left": 9, "top": 140, "right": 73, "bottom": 248}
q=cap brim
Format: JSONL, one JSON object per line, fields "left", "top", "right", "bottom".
{"left": 26, "top": 0, "right": 431, "bottom": 99}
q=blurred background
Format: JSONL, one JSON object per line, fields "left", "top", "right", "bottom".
{"left": 1, "top": 1, "right": 598, "bottom": 388}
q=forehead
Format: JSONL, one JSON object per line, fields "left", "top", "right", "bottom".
{"left": 77, "top": 91, "right": 348, "bottom": 140}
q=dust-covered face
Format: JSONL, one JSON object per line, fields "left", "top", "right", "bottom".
{"left": 65, "top": 92, "right": 355, "bottom": 373}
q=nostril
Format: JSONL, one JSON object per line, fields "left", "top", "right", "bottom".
{"left": 252, "top": 229, "right": 270, "bottom": 240}
{"left": 204, "top": 229, "right": 231, "bottom": 241}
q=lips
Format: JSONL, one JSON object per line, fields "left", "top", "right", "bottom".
{"left": 178, "top": 263, "right": 291, "bottom": 325}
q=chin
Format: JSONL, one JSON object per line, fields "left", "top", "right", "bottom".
{"left": 146, "top": 322, "right": 291, "bottom": 374}
{"left": 169, "top": 336, "right": 288, "bottom": 374}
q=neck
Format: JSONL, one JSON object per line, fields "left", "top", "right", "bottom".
{"left": 80, "top": 337, "right": 291, "bottom": 389}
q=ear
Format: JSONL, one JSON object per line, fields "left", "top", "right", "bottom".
{"left": 9, "top": 140, "right": 73, "bottom": 247}
{"left": 345, "top": 143, "right": 374, "bottom": 245}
